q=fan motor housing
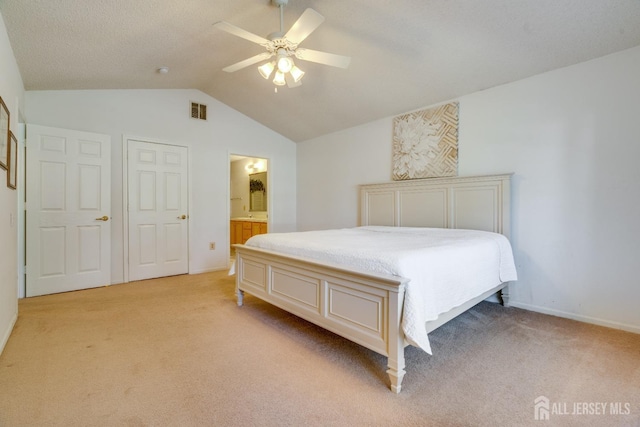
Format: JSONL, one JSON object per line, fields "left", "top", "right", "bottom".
{"left": 267, "top": 32, "right": 285, "bottom": 41}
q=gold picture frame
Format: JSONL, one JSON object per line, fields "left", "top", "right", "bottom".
{"left": 7, "top": 130, "right": 17, "bottom": 189}
{"left": 0, "top": 96, "right": 9, "bottom": 171}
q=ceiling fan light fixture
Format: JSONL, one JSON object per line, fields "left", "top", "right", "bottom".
{"left": 258, "top": 61, "right": 275, "bottom": 79}
{"left": 289, "top": 65, "right": 305, "bottom": 82}
{"left": 276, "top": 49, "right": 294, "bottom": 73}
{"left": 215, "top": 4, "right": 351, "bottom": 90}
{"left": 273, "top": 71, "right": 286, "bottom": 86}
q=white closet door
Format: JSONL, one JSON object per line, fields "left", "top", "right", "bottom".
{"left": 26, "top": 125, "right": 111, "bottom": 297}
{"left": 128, "top": 140, "right": 189, "bottom": 281}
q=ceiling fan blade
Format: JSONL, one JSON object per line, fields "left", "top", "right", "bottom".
{"left": 223, "top": 52, "right": 273, "bottom": 73}
{"left": 294, "top": 48, "right": 351, "bottom": 69}
{"left": 213, "top": 21, "right": 270, "bottom": 46}
{"left": 284, "top": 8, "right": 325, "bottom": 44}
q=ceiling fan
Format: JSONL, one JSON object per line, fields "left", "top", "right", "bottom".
{"left": 213, "top": 0, "right": 351, "bottom": 89}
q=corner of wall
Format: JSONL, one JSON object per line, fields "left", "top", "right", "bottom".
{"left": 0, "top": 311, "right": 17, "bottom": 356}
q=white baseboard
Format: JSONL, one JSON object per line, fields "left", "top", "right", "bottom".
{"left": 188, "top": 266, "right": 229, "bottom": 275}
{"left": 510, "top": 301, "right": 640, "bottom": 335}
{"left": 0, "top": 311, "right": 18, "bottom": 356}
{"left": 117, "top": 266, "right": 229, "bottom": 284}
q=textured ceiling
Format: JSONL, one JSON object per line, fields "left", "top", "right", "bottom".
{"left": 2, "top": 0, "right": 640, "bottom": 142}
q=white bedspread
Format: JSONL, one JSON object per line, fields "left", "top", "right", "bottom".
{"left": 244, "top": 226, "right": 517, "bottom": 354}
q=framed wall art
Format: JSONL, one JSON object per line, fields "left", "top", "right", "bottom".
{"left": 392, "top": 102, "right": 459, "bottom": 180}
{"left": 7, "top": 130, "right": 17, "bottom": 189}
{"left": 0, "top": 96, "right": 9, "bottom": 170}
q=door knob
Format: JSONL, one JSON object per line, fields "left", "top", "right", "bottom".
{"left": 178, "top": 214, "right": 187, "bottom": 220}
{"left": 95, "top": 215, "right": 109, "bottom": 221}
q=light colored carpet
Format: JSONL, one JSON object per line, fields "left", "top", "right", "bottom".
{"left": 1, "top": 270, "right": 639, "bottom": 426}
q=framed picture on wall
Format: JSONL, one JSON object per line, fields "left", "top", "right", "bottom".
{"left": 0, "top": 96, "right": 9, "bottom": 170}
{"left": 7, "top": 131, "right": 17, "bottom": 189}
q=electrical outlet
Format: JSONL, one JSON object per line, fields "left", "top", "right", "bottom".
{"left": 209, "top": 242, "right": 216, "bottom": 250}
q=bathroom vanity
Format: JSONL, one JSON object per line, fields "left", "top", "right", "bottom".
{"left": 230, "top": 218, "right": 268, "bottom": 245}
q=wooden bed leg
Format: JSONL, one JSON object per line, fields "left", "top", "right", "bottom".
{"left": 387, "top": 286, "right": 406, "bottom": 393}
{"left": 387, "top": 365, "right": 406, "bottom": 394}
{"left": 237, "top": 288, "right": 244, "bottom": 307}
{"left": 501, "top": 284, "right": 510, "bottom": 307}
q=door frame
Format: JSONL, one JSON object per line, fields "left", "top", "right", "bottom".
{"left": 16, "top": 122, "right": 25, "bottom": 298}
{"left": 122, "top": 135, "right": 191, "bottom": 283}
{"left": 14, "top": 122, "right": 27, "bottom": 298}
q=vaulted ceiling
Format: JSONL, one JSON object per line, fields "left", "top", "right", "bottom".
{"left": 2, "top": 0, "right": 640, "bottom": 142}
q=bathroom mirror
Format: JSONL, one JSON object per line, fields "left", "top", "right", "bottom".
{"left": 249, "top": 172, "right": 267, "bottom": 212}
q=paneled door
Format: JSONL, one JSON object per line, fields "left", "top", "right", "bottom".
{"left": 26, "top": 125, "right": 111, "bottom": 297}
{"left": 127, "top": 140, "right": 189, "bottom": 281}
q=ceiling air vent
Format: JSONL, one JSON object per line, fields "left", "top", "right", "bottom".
{"left": 191, "top": 102, "right": 207, "bottom": 121}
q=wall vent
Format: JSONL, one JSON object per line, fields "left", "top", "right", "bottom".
{"left": 191, "top": 102, "right": 207, "bottom": 121}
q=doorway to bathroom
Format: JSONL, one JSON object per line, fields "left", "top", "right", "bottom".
{"left": 229, "top": 155, "right": 269, "bottom": 258}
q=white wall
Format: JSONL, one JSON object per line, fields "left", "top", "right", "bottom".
{"left": 0, "top": 13, "right": 25, "bottom": 354}
{"left": 25, "top": 89, "right": 296, "bottom": 283}
{"left": 297, "top": 46, "right": 640, "bottom": 333}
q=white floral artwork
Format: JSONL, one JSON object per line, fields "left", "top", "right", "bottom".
{"left": 392, "top": 102, "right": 458, "bottom": 180}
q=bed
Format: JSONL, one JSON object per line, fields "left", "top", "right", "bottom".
{"left": 233, "top": 174, "right": 517, "bottom": 393}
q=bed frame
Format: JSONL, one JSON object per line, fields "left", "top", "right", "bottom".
{"left": 234, "top": 174, "right": 513, "bottom": 393}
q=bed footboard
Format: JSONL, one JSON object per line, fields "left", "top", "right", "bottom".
{"left": 235, "top": 245, "right": 409, "bottom": 393}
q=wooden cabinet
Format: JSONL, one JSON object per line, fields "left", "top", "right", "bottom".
{"left": 251, "top": 222, "right": 268, "bottom": 236}
{"left": 230, "top": 220, "right": 268, "bottom": 245}
{"left": 230, "top": 221, "right": 243, "bottom": 245}
{"left": 242, "top": 222, "right": 252, "bottom": 242}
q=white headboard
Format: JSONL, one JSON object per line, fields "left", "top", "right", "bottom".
{"left": 360, "top": 174, "right": 512, "bottom": 238}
